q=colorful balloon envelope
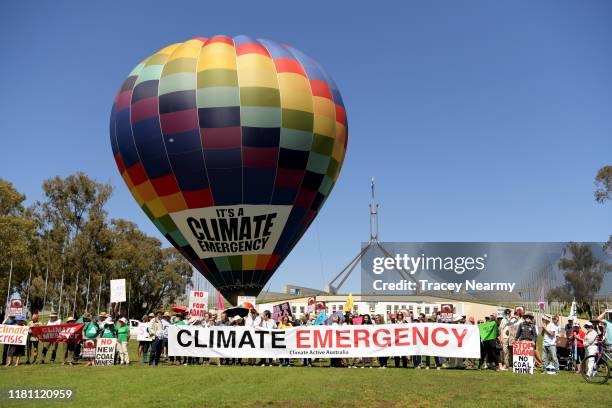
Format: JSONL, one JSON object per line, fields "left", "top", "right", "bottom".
{"left": 110, "top": 35, "right": 347, "bottom": 305}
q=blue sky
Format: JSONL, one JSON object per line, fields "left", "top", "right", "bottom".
{"left": 1, "top": 1, "right": 610, "bottom": 293}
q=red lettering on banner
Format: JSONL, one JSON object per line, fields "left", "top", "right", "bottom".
{"left": 353, "top": 329, "right": 370, "bottom": 347}
{"left": 413, "top": 327, "right": 429, "bottom": 346}
{"left": 394, "top": 328, "right": 410, "bottom": 346}
{"left": 313, "top": 330, "right": 333, "bottom": 348}
{"left": 296, "top": 330, "right": 309, "bottom": 348}
{"left": 100, "top": 338, "right": 112, "bottom": 346}
{"left": 451, "top": 328, "right": 467, "bottom": 348}
{"left": 373, "top": 329, "right": 391, "bottom": 347}
{"left": 335, "top": 330, "right": 351, "bottom": 348}
{"left": 431, "top": 327, "right": 449, "bottom": 347}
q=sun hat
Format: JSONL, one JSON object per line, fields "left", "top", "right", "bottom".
{"left": 119, "top": 317, "right": 128, "bottom": 324}
{"left": 65, "top": 316, "right": 76, "bottom": 322}
{"left": 232, "top": 315, "right": 242, "bottom": 322}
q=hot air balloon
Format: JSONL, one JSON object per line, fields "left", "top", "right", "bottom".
{"left": 110, "top": 35, "right": 347, "bottom": 305}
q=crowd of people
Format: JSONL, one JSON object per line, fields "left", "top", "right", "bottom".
{"left": 2, "top": 306, "right": 610, "bottom": 373}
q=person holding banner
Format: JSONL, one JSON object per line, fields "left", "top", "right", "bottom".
{"left": 374, "top": 314, "right": 389, "bottom": 369}
{"left": 26, "top": 313, "right": 41, "bottom": 364}
{"left": 278, "top": 315, "right": 293, "bottom": 367}
{"left": 5, "top": 316, "right": 27, "bottom": 367}
{"left": 258, "top": 310, "right": 277, "bottom": 367}
{"left": 1, "top": 313, "right": 16, "bottom": 366}
{"left": 41, "top": 311, "right": 61, "bottom": 364}
{"left": 62, "top": 316, "right": 78, "bottom": 365}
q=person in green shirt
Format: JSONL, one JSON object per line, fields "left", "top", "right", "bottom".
{"left": 101, "top": 318, "right": 117, "bottom": 339}
{"left": 478, "top": 317, "right": 505, "bottom": 371}
{"left": 116, "top": 318, "right": 130, "bottom": 365}
{"left": 82, "top": 313, "right": 100, "bottom": 366}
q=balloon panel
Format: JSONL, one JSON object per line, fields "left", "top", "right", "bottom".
{"left": 110, "top": 36, "right": 347, "bottom": 304}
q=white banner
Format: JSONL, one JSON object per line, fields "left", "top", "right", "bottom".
{"left": 168, "top": 323, "right": 480, "bottom": 359}
{"left": 110, "top": 279, "right": 126, "bottom": 303}
{"left": 0, "top": 324, "right": 29, "bottom": 346}
{"left": 188, "top": 291, "right": 208, "bottom": 317}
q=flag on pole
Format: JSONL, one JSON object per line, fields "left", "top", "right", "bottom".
{"left": 343, "top": 293, "right": 353, "bottom": 313}
{"left": 216, "top": 291, "right": 224, "bottom": 311}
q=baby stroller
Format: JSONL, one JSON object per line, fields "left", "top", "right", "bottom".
{"left": 556, "top": 337, "right": 574, "bottom": 371}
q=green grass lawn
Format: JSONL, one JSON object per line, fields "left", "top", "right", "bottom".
{"left": 0, "top": 343, "right": 609, "bottom": 408}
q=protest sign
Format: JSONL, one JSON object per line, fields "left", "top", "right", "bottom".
{"left": 188, "top": 291, "right": 209, "bottom": 317}
{"left": 272, "top": 302, "right": 292, "bottom": 321}
{"left": 168, "top": 323, "right": 481, "bottom": 359}
{"left": 8, "top": 296, "right": 24, "bottom": 317}
{"left": 513, "top": 341, "right": 534, "bottom": 374}
{"left": 30, "top": 323, "right": 85, "bottom": 343}
{"left": 137, "top": 322, "right": 152, "bottom": 342}
{"left": 110, "top": 279, "right": 126, "bottom": 303}
{"left": 237, "top": 296, "right": 256, "bottom": 310}
{"left": 81, "top": 338, "right": 97, "bottom": 358}
{"left": 440, "top": 304, "right": 454, "bottom": 322}
{"left": 95, "top": 338, "right": 117, "bottom": 365}
{"left": 0, "top": 324, "right": 29, "bottom": 345}
{"left": 307, "top": 297, "right": 316, "bottom": 314}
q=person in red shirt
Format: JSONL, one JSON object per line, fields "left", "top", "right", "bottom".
{"left": 569, "top": 321, "right": 585, "bottom": 373}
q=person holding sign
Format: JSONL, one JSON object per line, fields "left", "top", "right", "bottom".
{"left": 41, "top": 311, "right": 61, "bottom": 364}
{"left": 5, "top": 316, "right": 27, "bottom": 367}
{"left": 26, "top": 313, "right": 41, "bottom": 365}
{"left": 83, "top": 314, "right": 100, "bottom": 366}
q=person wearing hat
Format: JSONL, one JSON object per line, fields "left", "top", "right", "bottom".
{"left": 582, "top": 321, "right": 598, "bottom": 376}
{"left": 116, "top": 317, "right": 130, "bottom": 365}
{"left": 498, "top": 309, "right": 512, "bottom": 370}
{"left": 540, "top": 314, "right": 560, "bottom": 374}
{"left": 62, "top": 316, "right": 78, "bottom": 365}
{"left": 83, "top": 313, "right": 99, "bottom": 366}
{"left": 41, "top": 311, "right": 62, "bottom": 364}
{"left": 148, "top": 311, "right": 164, "bottom": 366}
{"left": 26, "top": 313, "right": 42, "bottom": 364}
{"left": 101, "top": 317, "right": 117, "bottom": 339}
{"left": 5, "top": 316, "right": 27, "bottom": 367}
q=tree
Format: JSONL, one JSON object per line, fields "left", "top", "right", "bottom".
{"left": 32, "top": 172, "right": 113, "bottom": 316}
{"left": 594, "top": 165, "right": 612, "bottom": 203}
{"left": 548, "top": 242, "right": 611, "bottom": 318}
{"left": 0, "top": 178, "right": 36, "bottom": 314}
{"left": 107, "top": 219, "right": 192, "bottom": 318}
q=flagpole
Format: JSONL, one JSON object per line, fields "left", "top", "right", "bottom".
{"left": 72, "top": 270, "right": 79, "bottom": 317}
{"left": 24, "top": 265, "right": 33, "bottom": 314}
{"left": 97, "top": 278, "right": 102, "bottom": 316}
{"left": 42, "top": 266, "right": 49, "bottom": 315}
{"left": 127, "top": 281, "right": 131, "bottom": 319}
{"left": 58, "top": 268, "right": 64, "bottom": 318}
{"left": 5, "top": 260, "right": 13, "bottom": 312}
{"left": 85, "top": 273, "right": 91, "bottom": 313}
